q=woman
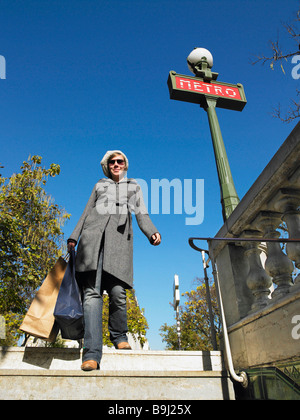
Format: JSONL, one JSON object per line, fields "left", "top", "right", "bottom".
{"left": 67, "top": 150, "right": 161, "bottom": 371}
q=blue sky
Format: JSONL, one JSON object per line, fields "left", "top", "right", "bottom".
{"left": 0, "top": 0, "right": 299, "bottom": 349}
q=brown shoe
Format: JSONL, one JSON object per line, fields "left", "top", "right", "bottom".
{"left": 81, "top": 360, "right": 99, "bottom": 371}
{"left": 117, "top": 342, "right": 132, "bottom": 350}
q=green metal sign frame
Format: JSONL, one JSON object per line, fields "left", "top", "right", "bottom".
{"left": 167, "top": 71, "right": 247, "bottom": 111}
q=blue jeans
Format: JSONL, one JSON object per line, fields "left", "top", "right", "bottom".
{"left": 78, "top": 247, "right": 129, "bottom": 364}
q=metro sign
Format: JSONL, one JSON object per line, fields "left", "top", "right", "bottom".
{"left": 168, "top": 71, "right": 247, "bottom": 111}
{"left": 176, "top": 77, "right": 241, "bottom": 99}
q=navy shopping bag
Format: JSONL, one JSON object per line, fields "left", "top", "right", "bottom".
{"left": 54, "top": 249, "right": 84, "bottom": 340}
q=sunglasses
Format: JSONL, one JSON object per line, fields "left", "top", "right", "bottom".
{"left": 108, "top": 159, "right": 125, "bottom": 165}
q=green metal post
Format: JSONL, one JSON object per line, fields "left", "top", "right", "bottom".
{"left": 203, "top": 96, "right": 240, "bottom": 221}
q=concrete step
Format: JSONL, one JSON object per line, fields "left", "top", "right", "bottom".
{"left": 0, "top": 347, "right": 235, "bottom": 400}
{"left": 0, "top": 346, "right": 224, "bottom": 371}
{"left": 0, "top": 369, "right": 234, "bottom": 400}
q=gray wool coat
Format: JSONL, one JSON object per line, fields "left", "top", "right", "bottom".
{"left": 68, "top": 177, "right": 158, "bottom": 288}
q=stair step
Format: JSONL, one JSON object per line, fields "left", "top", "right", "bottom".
{"left": 0, "top": 346, "right": 225, "bottom": 371}
{"left": 0, "top": 369, "right": 234, "bottom": 400}
{"left": 0, "top": 347, "right": 235, "bottom": 400}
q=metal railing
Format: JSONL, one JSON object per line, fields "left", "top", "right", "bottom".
{"left": 188, "top": 236, "right": 300, "bottom": 389}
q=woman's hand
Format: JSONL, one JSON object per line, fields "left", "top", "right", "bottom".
{"left": 67, "top": 240, "right": 76, "bottom": 253}
{"left": 151, "top": 232, "right": 161, "bottom": 246}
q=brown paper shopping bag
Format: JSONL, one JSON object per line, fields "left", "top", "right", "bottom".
{"left": 20, "top": 256, "right": 68, "bottom": 342}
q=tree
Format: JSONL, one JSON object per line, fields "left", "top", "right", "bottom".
{"left": 0, "top": 155, "right": 70, "bottom": 345}
{"left": 252, "top": 8, "right": 300, "bottom": 122}
{"left": 160, "top": 278, "right": 221, "bottom": 351}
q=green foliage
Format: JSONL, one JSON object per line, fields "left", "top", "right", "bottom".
{"left": 160, "top": 278, "right": 221, "bottom": 351}
{"left": 0, "top": 155, "right": 70, "bottom": 345}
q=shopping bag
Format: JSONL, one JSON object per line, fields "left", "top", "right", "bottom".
{"left": 20, "top": 256, "right": 68, "bottom": 342}
{"left": 54, "top": 249, "right": 84, "bottom": 340}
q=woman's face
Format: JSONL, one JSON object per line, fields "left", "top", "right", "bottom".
{"left": 108, "top": 154, "right": 127, "bottom": 181}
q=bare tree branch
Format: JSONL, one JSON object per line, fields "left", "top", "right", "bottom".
{"left": 272, "top": 90, "right": 300, "bottom": 123}
{"left": 252, "top": 8, "right": 300, "bottom": 123}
